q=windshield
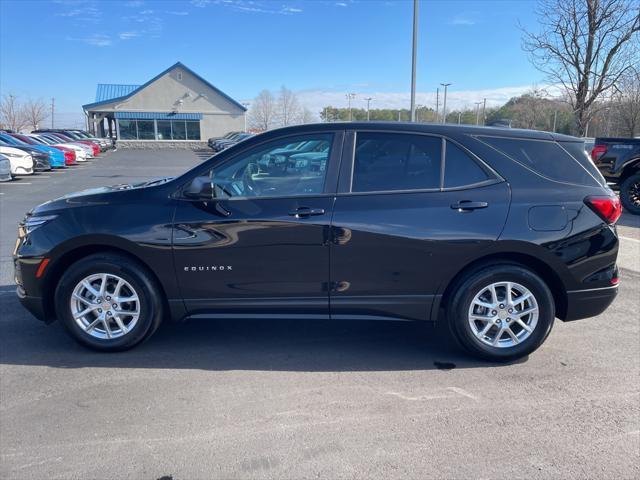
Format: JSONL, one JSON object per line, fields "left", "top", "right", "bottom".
{"left": 0, "top": 134, "right": 23, "bottom": 145}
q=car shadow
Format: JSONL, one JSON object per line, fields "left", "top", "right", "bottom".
{"left": 0, "top": 285, "right": 524, "bottom": 372}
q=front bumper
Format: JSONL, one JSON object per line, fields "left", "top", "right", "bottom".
{"left": 16, "top": 285, "right": 51, "bottom": 323}
{"left": 563, "top": 285, "right": 618, "bottom": 321}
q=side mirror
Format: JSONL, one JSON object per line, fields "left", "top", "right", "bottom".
{"left": 183, "top": 176, "right": 214, "bottom": 200}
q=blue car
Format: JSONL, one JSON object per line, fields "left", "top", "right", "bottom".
{"left": 0, "top": 132, "right": 65, "bottom": 167}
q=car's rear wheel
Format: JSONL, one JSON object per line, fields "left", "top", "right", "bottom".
{"left": 447, "top": 264, "right": 555, "bottom": 361}
{"left": 55, "top": 253, "right": 163, "bottom": 351}
{"left": 620, "top": 171, "right": 640, "bottom": 215}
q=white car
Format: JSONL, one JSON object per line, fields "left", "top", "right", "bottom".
{"left": 31, "top": 135, "right": 88, "bottom": 162}
{"left": 0, "top": 154, "right": 13, "bottom": 181}
{"left": 0, "top": 146, "right": 33, "bottom": 175}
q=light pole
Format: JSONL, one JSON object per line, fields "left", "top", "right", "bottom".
{"left": 346, "top": 92, "right": 356, "bottom": 121}
{"left": 410, "top": 0, "right": 419, "bottom": 122}
{"left": 482, "top": 97, "right": 486, "bottom": 125}
{"left": 440, "top": 83, "right": 451, "bottom": 124}
{"left": 475, "top": 101, "right": 483, "bottom": 125}
{"left": 435, "top": 87, "right": 439, "bottom": 122}
{"left": 364, "top": 97, "right": 373, "bottom": 121}
{"left": 458, "top": 111, "right": 462, "bottom": 124}
{"left": 416, "top": 104, "right": 423, "bottom": 122}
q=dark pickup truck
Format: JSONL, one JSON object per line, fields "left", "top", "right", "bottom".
{"left": 591, "top": 137, "right": 640, "bottom": 214}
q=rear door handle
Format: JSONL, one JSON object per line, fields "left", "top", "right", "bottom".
{"left": 451, "top": 200, "right": 489, "bottom": 211}
{"left": 288, "top": 207, "right": 326, "bottom": 218}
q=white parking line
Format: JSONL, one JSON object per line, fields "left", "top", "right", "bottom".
{"left": 0, "top": 182, "right": 32, "bottom": 185}
{"left": 620, "top": 236, "right": 640, "bottom": 244}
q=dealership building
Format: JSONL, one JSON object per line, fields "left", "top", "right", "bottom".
{"left": 82, "top": 62, "right": 246, "bottom": 146}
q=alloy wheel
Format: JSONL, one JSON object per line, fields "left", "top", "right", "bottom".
{"left": 70, "top": 273, "right": 140, "bottom": 340}
{"left": 468, "top": 281, "right": 539, "bottom": 348}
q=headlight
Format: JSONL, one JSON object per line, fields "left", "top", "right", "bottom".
{"left": 24, "top": 214, "right": 58, "bottom": 234}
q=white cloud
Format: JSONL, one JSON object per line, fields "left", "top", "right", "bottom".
{"left": 118, "top": 31, "right": 140, "bottom": 40}
{"left": 191, "top": 0, "right": 303, "bottom": 15}
{"left": 66, "top": 33, "right": 112, "bottom": 47}
{"left": 336, "top": 2, "right": 348, "bottom": 6}
{"left": 449, "top": 14, "right": 477, "bottom": 26}
{"left": 166, "top": 10, "right": 189, "bottom": 15}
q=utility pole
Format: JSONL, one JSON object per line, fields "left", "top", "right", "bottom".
{"left": 416, "top": 104, "right": 423, "bottom": 122}
{"left": 458, "top": 112, "right": 462, "bottom": 124}
{"left": 346, "top": 93, "right": 356, "bottom": 121}
{"left": 440, "top": 83, "right": 451, "bottom": 124}
{"left": 482, "top": 98, "right": 486, "bottom": 125}
{"left": 398, "top": 110, "right": 402, "bottom": 121}
{"left": 242, "top": 102, "right": 250, "bottom": 131}
{"left": 409, "top": 0, "right": 418, "bottom": 122}
{"left": 552, "top": 110, "right": 557, "bottom": 132}
{"left": 364, "top": 97, "right": 373, "bottom": 121}
{"left": 475, "top": 101, "right": 483, "bottom": 125}
{"left": 51, "top": 97, "right": 55, "bottom": 128}
{"left": 435, "top": 88, "right": 439, "bottom": 122}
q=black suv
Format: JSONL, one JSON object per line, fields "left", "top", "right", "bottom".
{"left": 14, "top": 123, "right": 620, "bottom": 361}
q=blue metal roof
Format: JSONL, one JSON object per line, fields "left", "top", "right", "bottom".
{"left": 114, "top": 111, "right": 203, "bottom": 120}
{"left": 95, "top": 84, "right": 140, "bottom": 102}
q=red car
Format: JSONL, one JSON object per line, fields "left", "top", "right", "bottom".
{"left": 13, "top": 134, "right": 78, "bottom": 166}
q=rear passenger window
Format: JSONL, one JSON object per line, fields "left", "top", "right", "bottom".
{"left": 352, "top": 132, "right": 441, "bottom": 192}
{"left": 480, "top": 136, "right": 598, "bottom": 186}
{"left": 444, "top": 141, "right": 490, "bottom": 188}
{"left": 558, "top": 141, "right": 606, "bottom": 186}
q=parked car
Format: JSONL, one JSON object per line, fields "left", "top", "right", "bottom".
{"left": 14, "top": 123, "right": 620, "bottom": 361}
{"left": 591, "top": 137, "right": 640, "bottom": 214}
{"left": 1, "top": 133, "right": 65, "bottom": 168}
{"left": 24, "top": 135, "right": 78, "bottom": 165}
{"left": 0, "top": 145, "right": 33, "bottom": 175}
{"left": 0, "top": 154, "right": 13, "bottom": 181}
{"left": 43, "top": 132, "right": 99, "bottom": 157}
{"left": 0, "top": 139, "right": 51, "bottom": 171}
{"left": 213, "top": 133, "right": 254, "bottom": 152}
{"left": 33, "top": 129, "right": 108, "bottom": 152}
{"left": 208, "top": 131, "right": 241, "bottom": 150}
{"left": 33, "top": 134, "right": 88, "bottom": 162}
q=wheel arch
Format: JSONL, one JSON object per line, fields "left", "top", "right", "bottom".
{"left": 435, "top": 251, "right": 568, "bottom": 321}
{"left": 41, "top": 243, "right": 170, "bottom": 323}
{"left": 619, "top": 157, "right": 640, "bottom": 181}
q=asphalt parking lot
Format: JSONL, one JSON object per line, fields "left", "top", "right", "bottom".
{"left": 1, "top": 149, "right": 639, "bottom": 479}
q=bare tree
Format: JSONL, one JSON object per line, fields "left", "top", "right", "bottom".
{"left": 277, "top": 86, "right": 301, "bottom": 127}
{"left": 522, "top": 0, "right": 640, "bottom": 135}
{"left": 0, "top": 94, "right": 27, "bottom": 131}
{"left": 248, "top": 89, "right": 276, "bottom": 131}
{"left": 23, "top": 98, "right": 49, "bottom": 131}
{"left": 616, "top": 69, "right": 640, "bottom": 136}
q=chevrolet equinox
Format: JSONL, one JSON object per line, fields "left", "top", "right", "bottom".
{"left": 14, "top": 123, "right": 621, "bottom": 361}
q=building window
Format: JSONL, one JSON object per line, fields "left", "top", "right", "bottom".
{"left": 117, "top": 118, "right": 201, "bottom": 140}
{"left": 177, "top": 71, "right": 183, "bottom": 81}
{"left": 156, "top": 120, "right": 172, "bottom": 140}
{"left": 186, "top": 121, "right": 201, "bottom": 140}
{"left": 172, "top": 120, "right": 186, "bottom": 140}
{"left": 118, "top": 120, "right": 137, "bottom": 140}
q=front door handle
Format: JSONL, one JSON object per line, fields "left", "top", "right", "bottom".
{"left": 451, "top": 200, "right": 489, "bottom": 211}
{"left": 288, "top": 207, "right": 326, "bottom": 218}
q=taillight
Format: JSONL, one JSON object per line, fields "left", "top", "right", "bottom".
{"left": 584, "top": 195, "right": 622, "bottom": 224}
{"left": 591, "top": 144, "right": 607, "bottom": 161}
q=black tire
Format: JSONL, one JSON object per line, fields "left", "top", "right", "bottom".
{"left": 620, "top": 171, "right": 640, "bottom": 215}
{"left": 54, "top": 253, "right": 163, "bottom": 351}
{"left": 447, "top": 264, "right": 555, "bottom": 362}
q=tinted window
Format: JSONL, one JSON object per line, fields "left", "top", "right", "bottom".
{"left": 186, "top": 121, "right": 200, "bottom": 140}
{"left": 137, "top": 121, "right": 155, "bottom": 140}
{"left": 481, "top": 136, "right": 598, "bottom": 186}
{"left": 352, "top": 132, "right": 441, "bottom": 192}
{"left": 156, "top": 121, "right": 172, "bottom": 140}
{"left": 203, "top": 134, "right": 333, "bottom": 198}
{"left": 559, "top": 141, "right": 606, "bottom": 186}
{"left": 444, "top": 141, "right": 490, "bottom": 188}
{"left": 119, "top": 120, "right": 137, "bottom": 140}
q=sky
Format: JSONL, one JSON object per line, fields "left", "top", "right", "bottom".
{"left": 0, "top": 0, "right": 546, "bottom": 125}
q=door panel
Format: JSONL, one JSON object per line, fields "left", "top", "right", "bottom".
{"left": 329, "top": 130, "right": 510, "bottom": 322}
{"left": 173, "top": 196, "right": 333, "bottom": 315}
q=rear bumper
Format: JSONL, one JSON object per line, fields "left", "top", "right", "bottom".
{"left": 563, "top": 285, "right": 618, "bottom": 321}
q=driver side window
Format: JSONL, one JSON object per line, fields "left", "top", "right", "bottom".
{"left": 207, "top": 134, "right": 334, "bottom": 198}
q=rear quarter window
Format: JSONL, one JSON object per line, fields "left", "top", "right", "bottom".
{"left": 479, "top": 136, "right": 600, "bottom": 186}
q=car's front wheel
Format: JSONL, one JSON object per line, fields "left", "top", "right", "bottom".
{"left": 447, "top": 264, "right": 555, "bottom": 361}
{"left": 55, "top": 253, "right": 163, "bottom": 351}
